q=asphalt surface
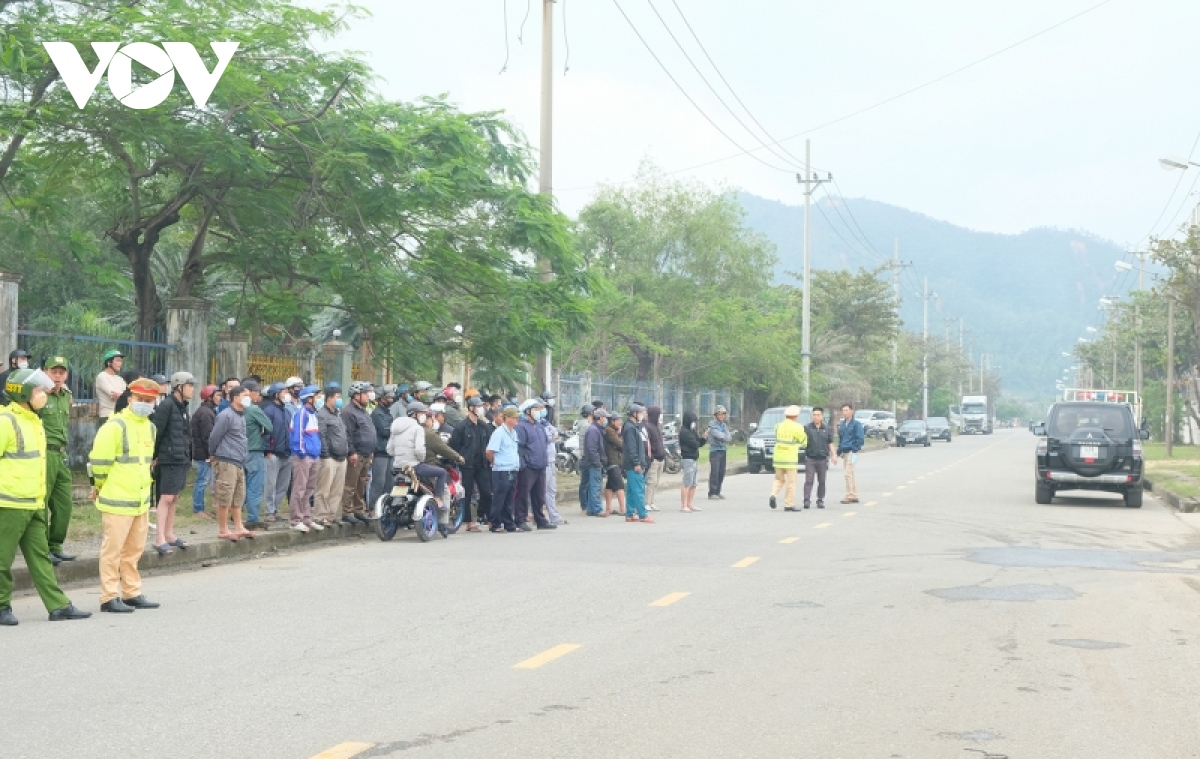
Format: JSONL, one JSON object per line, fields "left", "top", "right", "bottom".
{"left": 6, "top": 429, "right": 1200, "bottom": 759}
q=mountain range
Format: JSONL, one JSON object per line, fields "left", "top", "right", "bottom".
{"left": 735, "top": 192, "right": 1135, "bottom": 399}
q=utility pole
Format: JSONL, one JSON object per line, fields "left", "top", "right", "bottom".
{"left": 1134, "top": 250, "right": 1146, "bottom": 405}
{"left": 533, "top": 0, "right": 554, "bottom": 393}
{"left": 796, "top": 139, "right": 831, "bottom": 404}
{"left": 892, "top": 240, "right": 899, "bottom": 417}
{"left": 922, "top": 276, "right": 930, "bottom": 420}
{"left": 1166, "top": 298, "right": 1175, "bottom": 457}
{"left": 958, "top": 318, "right": 965, "bottom": 398}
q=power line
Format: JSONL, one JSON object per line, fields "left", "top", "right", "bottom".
{"left": 827, "top": 179, "right": 887, "bottom": 262}
{"left": 609, "top": 0, "right": 795, "bottom": 175}
{"left": 816, "top": 186, "right": 887, "bottom": 265}
{"left": 811, "top": 195, "right": 883, "bottom": 269}
{"left": 665, "top": 0, "right": 808, "bottom": 169}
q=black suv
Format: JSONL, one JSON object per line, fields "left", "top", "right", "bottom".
{"left": 1032, "top": 401, "right": 1147, "bottom": 507}
{"left": 747, "top": 406, "right": 812, "bottom": 473}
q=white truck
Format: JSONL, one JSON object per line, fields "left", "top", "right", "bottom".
{"left": 960, "top": 395, "right": 993, "bottom": 435}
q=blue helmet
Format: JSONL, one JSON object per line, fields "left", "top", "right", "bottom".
{"left": 299, "top": 384, "right": 320, "bottom": 401}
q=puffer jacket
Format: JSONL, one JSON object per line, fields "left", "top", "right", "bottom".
{"left": 341, "top": 401, "right": 377, "bottom": 457}
{"left": 387, "top": 416, "right": 425, "bottom": 468}
{"left": 152, "top": 394, "right": 191, "bottom": 465}
{"left": 679, "top": 412, "right": 706, "bottom": 460}
{"left": 190, "top": 399, "right": 218, "bottom": 461}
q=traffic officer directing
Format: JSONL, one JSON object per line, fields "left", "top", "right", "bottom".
{"left": 40, "top": 355, "right": 76, "bottom": 565}
{"left": 89, "top": 377, "right": 161, "bottom": 613}
{"left": 0, "top": 368, "right": 91, "bottom": 625}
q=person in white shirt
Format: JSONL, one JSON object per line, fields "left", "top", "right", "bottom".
{"left": 94, "top": 350, "right": 126, "bottom": 423}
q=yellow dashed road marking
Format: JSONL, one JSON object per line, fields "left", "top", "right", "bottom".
{"left": 843, "top": 512, "right": 857, "bottom": 517}
{"left": 732, "top": 556, "right": 760, "bottom": 568}
{"left": 514, "top": 644, "right": 583, "bottom": 669}
{"left": 650, "top": 592, "right": 690, "bottom": 607}
{"left": 814, "top": 522, "right": 832, "bottom": 529}
{"left": 311, "top": 743, "right": 375, "bottom": 759}
{"left": 779, "top": 536, "right": 800, "bottom": 544}
{"left": 883, "top": 492, "right": 893, "bottom": 497}
{"left": 897, "top": 485, "right": 907, "bottom": 490}
{"left": 865, "top": 500, "right": 878, "bottom": 507}
{"left": 907, "top": 480, "right": 917, "bottom": 484}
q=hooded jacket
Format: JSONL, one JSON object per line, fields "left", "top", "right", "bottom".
{"left": 290, "top": 403, "right": 322, "bottom": 459}
{"left": 679, "top": 412, "right": 706, "bottom": 460}
{"left": 604, "top": 423, "right": 624, "bottom": 469}
{"left": 583, "top": 420, "right": 606, "bottom": 469}
{"left": 262, "top": 400, "right": 291, "bottom": 457}
{"left": 645, "top": 406, "right": 666, "bottom": 462}
{"left": 387, "top": 415, "right": 425, "bottom": 468}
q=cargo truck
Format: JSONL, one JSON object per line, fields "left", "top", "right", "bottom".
{"left": 960, "top": 395, "right": 993, "bottom": 435}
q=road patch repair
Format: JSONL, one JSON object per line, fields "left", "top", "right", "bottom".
{"left": 925, "top": 584, "right": 1081, "bottom": 602}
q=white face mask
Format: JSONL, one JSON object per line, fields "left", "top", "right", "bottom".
{"left": 546, "top": 398, "right": 555, "bottom": 407}
{"left": 368, "top": 391, "right": 376, "bottom": 401}
{"left": 16, "top": 360, "right": 28, "bottom": 370}
{"left": 239, "top": 395, "right": 252, "bottom": 409}
{"left": 280, "top": 392, "right": 292, "bottom": 404}
{"left": 417, "top": 414, "right": 428, "bottom": 425}
{"left": 432, "top": 420, "right": 441, "bottom": 431}
{"left": 131, "top": 401, "right": 155, "bottom": 417}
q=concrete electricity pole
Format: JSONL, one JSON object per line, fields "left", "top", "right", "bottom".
{"left": 958, "top": 318, "right": 965, "bottom": 398}
{"left": 1166, "top": 297, "right": 1175, "bottom": 457}
{"left": 922, "top": 276, "right": 930, "bottom": 420}
{"left": 796, "top": 139, "right": 831, "bottom": 404}
{"left": 887, "top": 240, "right": 910, "bottom": 416}
{"left": 534, "top": 0, "right": 554, "bottom": 393}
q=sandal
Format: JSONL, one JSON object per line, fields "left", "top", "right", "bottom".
{"left": 169, "top": 538, "right": 189, "bottom": 550}
{"left": 625, "top": 516, "right": 638, "bottom": 522}
{"left": 153, "top": 543, "right": 175, "bottom": 555}
{"left": 466, "top": 524, "right": 481, "bottom": 533}
{"left": 218, "top": 534, "right": 240, "bottom": 542}
{"left": 236, "top": 530, "right": 256, "bottom": 540}
{"left": 640, "top": 517, "right": 656, "bottom": 524}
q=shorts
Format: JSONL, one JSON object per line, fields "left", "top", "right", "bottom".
{"left": 152, "top": 463, "right": 190, "bottom": 497}
{"left": 681, "top": 459, "right": 698, "bottom": 488}
{"left": 212, "top": 460, "right": 246, "bottom": 508}
{"left": 605, "top": 465, "right": 625, "bottom": 492}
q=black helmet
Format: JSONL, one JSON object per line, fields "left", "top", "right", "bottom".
{"left": 580, "top": 404, "right": 594, "bottom": 417}
{"left": 467, "top": 396, "right": 485, "bottom": 408}
{"left": 406, "top": 401, "right": 429, "bottom": 416}
{"left": 540, "top": 389, "right": 556, "bottom": 400}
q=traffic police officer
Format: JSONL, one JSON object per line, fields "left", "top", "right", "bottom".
{"left": 0, "top": 368, "right": 91, "bottom": 625}
{"left": 40, "top": 355, "right": 76, "bottom": 565}
{"left": 89, "top": 377, "right": 161, "bottom": 613}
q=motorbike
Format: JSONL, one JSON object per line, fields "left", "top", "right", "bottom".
{"left": 556, "top": 433, "right": 580, "bottom": 475}
{"left": 373, "top": 460, "right": 465, "bottom": 542}
{"left": 663, "top": 434, "right": 682, "bottom": 475}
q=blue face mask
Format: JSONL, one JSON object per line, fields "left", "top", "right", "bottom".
{"left": 536, "top": 409, "right": 547, "bottom": 421}
{"left": 334, "top": 398, "right": 343, "bottom": 409}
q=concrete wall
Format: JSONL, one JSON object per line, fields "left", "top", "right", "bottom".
{"left": 0, "top": 270, "right": 22, "bottom": 357}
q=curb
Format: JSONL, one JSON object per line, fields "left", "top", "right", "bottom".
{"left": 16, "top": 462, "right": 756, "bottom": 592}
{"left": 13, "top": 520, "right": 377, "bottom": 592}
{"left": 1142, "top": 477, "right": 1200, "bottom": 513}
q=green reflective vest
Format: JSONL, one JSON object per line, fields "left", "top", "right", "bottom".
{"left": 772, "top": 418, "right": 808, "bottom": 469}
{"left": 0, "top": 404, "right": 47, "bottom": 510}
{"left": 89, "top": 409, "right": 155, "bottom": 516}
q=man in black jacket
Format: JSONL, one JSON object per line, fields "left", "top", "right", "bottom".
{"left": 802, "top": 407, "right": 836, "bottom": 509}
{"left": 368, "top": 388, "right": 397, "bottom": 513}
{"left": 449, "top": 395, "right": 493, "bottom": 531}
{"left": 190, "top": 384, "right": 221, "bottom": 517}
{"left": 260, "top": 383, "right": 292, "bottom": 523}
{"left": 340, "top": 381, "right": 377, "bottom": 523}
{"left": 152, "top": 372, "right": 195, "bottom": 551}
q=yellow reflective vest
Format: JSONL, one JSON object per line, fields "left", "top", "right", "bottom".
{"left": 772, "top": 418, "right": 808, "bottom": 470}
{"left": 89, "top": 409, "right": 155, "bottom": 516}
{"left": 0, "top": 403, "right": 47, "bottom": 510}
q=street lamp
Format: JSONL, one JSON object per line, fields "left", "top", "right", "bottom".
{"left": 1159, "top": 155, "right": 1200, "bottom": 171}
{"left": 1115, "top": 260, "right": 1133, "bottom": 273}
{"left": 226, "top": 317, "right": 236, "bottom": 338}
{"left": 332, "top": 329, "right": 341, "bottom": 340}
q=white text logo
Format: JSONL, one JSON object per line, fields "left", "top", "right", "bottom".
{"left": 43, "top": 41, "right": 239, "bottom": 109}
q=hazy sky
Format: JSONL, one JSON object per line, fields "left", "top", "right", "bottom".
{"left": 311, "top": 0, "right": 1200, "bottom": 246}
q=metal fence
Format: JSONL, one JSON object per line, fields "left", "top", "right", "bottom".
{"left": 17, "top": 329, "right": 175, "bottom": 401}
{"left": 556, "top": 374, "right": 741, "bottom": 425}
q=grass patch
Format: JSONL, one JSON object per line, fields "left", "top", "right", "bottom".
{"left": 1142, "top": 443, "right": 1200, "bottom": 461}
{"left": 699, "top": 443, "right": 747, "bottom": 465}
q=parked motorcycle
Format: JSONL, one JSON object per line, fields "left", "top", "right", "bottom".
{"left": 556, "top": 433, "right": 580, "bottom": 475}
{"left": 374, "top": 460, "right": 464, "bottom": 542}
{"left": 663, "top": 434, "right": 682, "bottom": 475}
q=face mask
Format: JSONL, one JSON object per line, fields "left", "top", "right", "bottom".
{"left": 239, "top": 395, "right": 252, "bottom": 409}
{"left": 131, "top": 401, "right": 155, "bottom": 417}
{"left": 16, "top": 360, "right": 28, "bottom": 370}
{"left": 280, "top": 393, "right": 292, "bottom": 404}
{"left": 599, "top": 418, "right": 608, "bottom": 427}
{"left": 368, "top": 391, "right": 376, "bottom": 401}
{"left": 335, "top": 398, "right": 343, "bottom": 409}
{"left": 538, "top": 409, "right": 548, "bottom": 420}
{"left": 547, "top": 399, "right": 555, "bottom": 407}
{"left": 432, "top": 420, "right": 441, "bottom": 431}
{"left": 30, "top": 392, "right": 47, "bottom": 411}
{"left": 417, "top": 414, "right": 427, "bottom": 425}
{"left": 315, "top": 395, "right": 325, "bottom": 408}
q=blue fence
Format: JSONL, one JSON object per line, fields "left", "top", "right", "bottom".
{"left": 555, "top": 374, "right": 741, "bottom": 425}
{"left": 17, "top": 329, "right": 175, "bottom": 401}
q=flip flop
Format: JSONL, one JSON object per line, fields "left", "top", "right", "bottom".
{"left": 639, "top": 517, "right": 656, "bottom": 523}
{"left": 169, "top": 538, "right": 189, "bottom": 550}
{"left": 236, "top": 530, "right": 256, "bottom": 540}
{"left": 153, "top": 543, "right": 175, "bottom": 555}
{"left": 218, "top": 534, "right": 240, "bottom": 542}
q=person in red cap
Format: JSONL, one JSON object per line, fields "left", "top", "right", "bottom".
{"left": 190, "top": 384, "right": 221, "bottom": 517}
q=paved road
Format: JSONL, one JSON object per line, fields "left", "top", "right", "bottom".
{"left": 6, "top": 430, "right": 1200, "bottom": 759}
